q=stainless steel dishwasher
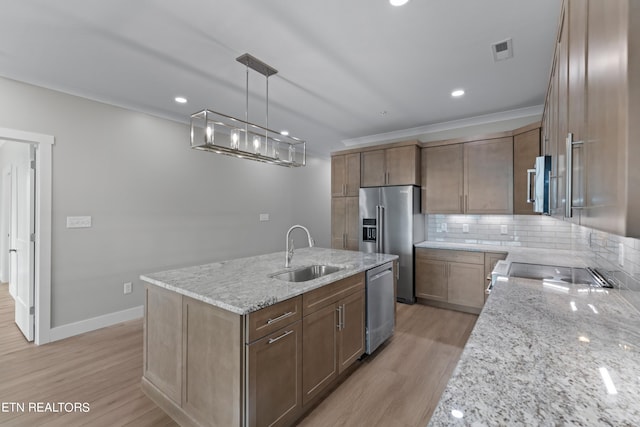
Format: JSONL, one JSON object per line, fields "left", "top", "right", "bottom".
{"left": 365, "top": 262, "right": 395, "bottom": 354}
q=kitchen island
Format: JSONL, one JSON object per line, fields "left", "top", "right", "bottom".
{"left": 422, "top": 242, "right": 640, "bottom": 426}
{"left": 140, "top": 247, "right": 397, "bottom": 427}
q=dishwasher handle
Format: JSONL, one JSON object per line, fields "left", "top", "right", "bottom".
{"left": 369, "top": 269, "right": 393, "bottom": 282}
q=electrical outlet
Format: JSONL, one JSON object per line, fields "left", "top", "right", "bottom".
{"left": 66, "top": 216, "right": 92, "bottom": 228}
{"left": 442, "top": 223, "right": 448, "bottom": 232}
{"left": 619, "top": 243, "right": 624, "bottom": 266}
{"left": 501, "top": 225, "right": 508, "bottom": 235}
{"left": 462, "top": 224, "right": 469, "bottom": 233}
{"left": 259, "top": 213, "right": 270, "bottom": 222}
{"left": 124, "top": 282, "right": 132, "bottom": 294}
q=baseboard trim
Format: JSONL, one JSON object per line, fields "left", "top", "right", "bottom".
{"left": 49, "top": 305, "right": 144, "bottom": 342}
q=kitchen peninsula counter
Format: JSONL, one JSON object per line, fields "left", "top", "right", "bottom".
{"left": 141, "top": 247, "right": 397, "bottom": 315}
{"left": 422, "top": 242, "right": 640, "bottom": 426}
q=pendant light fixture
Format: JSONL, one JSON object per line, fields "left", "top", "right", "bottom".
{"left": 190, "top": 53, "right": 306, "bottom": 167}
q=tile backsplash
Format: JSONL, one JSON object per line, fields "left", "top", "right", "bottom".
{"left": 426, "top": 214, "right": 573, "bottom": 249}
{"left": 425, "top": 214, "right": 640, "bottom": 311}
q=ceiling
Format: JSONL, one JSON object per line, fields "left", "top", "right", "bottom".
{"left": 0, "top": 0, "right": 561, "bottom": 156}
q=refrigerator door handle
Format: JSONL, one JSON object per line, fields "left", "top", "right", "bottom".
{"left": 375, "top": 205, "right": 385, "bottom": 253}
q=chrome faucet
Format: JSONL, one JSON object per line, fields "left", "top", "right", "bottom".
{"left": 285, "top": 225, "right": 314, "bottom": 268}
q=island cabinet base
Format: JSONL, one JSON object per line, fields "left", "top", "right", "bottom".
{"left": 142, "top": 271, "right": 368, "bottom": 427}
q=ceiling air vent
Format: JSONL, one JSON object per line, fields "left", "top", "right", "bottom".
{"left": 492, "top": 38, "right": 513, "bottom": 62}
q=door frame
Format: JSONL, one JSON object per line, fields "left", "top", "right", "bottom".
{"left": 0, "top": 127, "right": 53, "bottom": 345}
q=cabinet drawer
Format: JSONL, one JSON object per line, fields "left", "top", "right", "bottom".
{"left": 303, "top": 273, "right": 365, "bottom": 316}
{"left": 416, "top": 248, "right": 484, "bottom": 265}
{"left": 246, "top": 296, "right": 302, "bottom": 343}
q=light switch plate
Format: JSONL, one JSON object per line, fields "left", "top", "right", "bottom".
{"left": 441, "top": 223, "right": 448, "bottom": 232}
{"left": 259, "top": 213, "right": 270, "bottom": 222}
{"left": 66, "top": 216, "right": 92, "bottom": 228}
{"left": 501, "top": 225, "right": 508, "bottom": 234}
{"left": 462, "top": 224, "right": 469, "bottom": 233}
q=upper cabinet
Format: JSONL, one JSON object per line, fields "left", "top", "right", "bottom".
{"left": 543, "top": 0, "right": 640, "bottom": 237}
{"left": 331, "top": 153, "right": 360, "bottom": 197}
{"left": 423, "top": 137, "right": 513, "bottom": 215}
{"left": 513, "top": 128, "right": 541, "bottom": 215}
{"left": 361, "top": 145, "right": 420, "bottom": 187}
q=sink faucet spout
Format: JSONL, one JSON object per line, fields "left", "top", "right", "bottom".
{"left": 285, "top": 225, "right": 314, "bottom": 268}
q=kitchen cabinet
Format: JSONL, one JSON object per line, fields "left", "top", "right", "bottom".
{"left": 331, "top": 196, "right": 359, "bottom": 250}
{"left": 331, "top": 153, "right": 360, "bottom": 197}
{"left": 464, "top": 137, "right": 513, "bottom": 214}
{"left": 513, "top": 127, "right": 541, "bottom": 215}
{"left": 422, "top": 144, "right": 463, "bottom": 214}
{"left": 302, "top": 273, "right": 365, "bottom": 405}
{"left": 423, "top": 137, "right": 513, "bottom": 214}
{"left": 415, "top": 248, "right": 486, "bottom": 314}
{"left": 542, "top": 0, "right": 640, "bottom": 237}
{"left": 361, "top": 145, "right": 420, "bottom": 187}
{"left": 247, "top": 322, "right": 302, "bottom": 427}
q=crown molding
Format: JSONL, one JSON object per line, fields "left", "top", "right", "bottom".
{"left": 341, "top": 105, "right": 544, "bottom": 147}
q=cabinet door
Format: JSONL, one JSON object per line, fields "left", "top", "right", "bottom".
{"left": 513, "top": 129, "right": 541, "bottom": 215}
{"left": 332, "top": 153, "right": 361, "bottom": 196}
{"left": 464, "top": 137, "right": 513, "bottom": 214}
{"left": 447, "top": 262, "right": 485, "bottom": 309}
{"left": 583, "top": 0, "right": 627, "bottom": 234}
{"left": 337, "top": 290, "right": 365, "bottom": 374}
{"left": 247, "top": 322, "right": 302, "bottom": 427}
{"left": 331, "top": 197, "right": 346, "bottom": 249}
{"left": 567, "top": 0, "right": 588, "bottom": 219}
{"left": 361, "top": 150, "right": 386, "bottom": 187}
{"left": 386, "top": 145, "right": 420, "bottom": 186}
{"left": 415, "top": 256, "right": 448, "bottom": 302}
{"left": 302, "top": 304, "right": 338, "bottom": 405}
{"left": 345, "top": 153, "right": 361, "bottom": 196}
{"left": 424, "top": 144, "right": 464, "bottom": 214}
{"left": 331, "top": 155, "right": 346, "bottom": 197}
{"left": 345, "top": 196, "right": 360, "bottom": 251}
{"left": 556, "top": 6, "right": 569, "bottom": 220}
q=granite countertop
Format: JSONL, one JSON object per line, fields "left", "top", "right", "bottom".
{"left": 424, "top": 242, "right": 640, "bottom": 426}
{"left": 140, "top": 247, "right": 397, "bottom": 315}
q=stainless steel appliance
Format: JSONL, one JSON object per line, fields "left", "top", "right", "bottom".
{"left": 527, "top": 155, "right": 552, "bottom": 214}
{"left": 365, "top": 262, "right": 395, "bottom": 354}
{"left": 359, "top": 185, "right": 424, "bottom": 303}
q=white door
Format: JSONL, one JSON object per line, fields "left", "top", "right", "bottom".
{"left": 1, "top": 167, "right": 12, "bottom": 288}
{"left": 13, "top": 146, "right": 35, "bottom": 342}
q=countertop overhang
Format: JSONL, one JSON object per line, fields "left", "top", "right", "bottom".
{"left": 419, "top": 241, "right": 640, "bottom": 426}
{"left": 140, "top": 247, "right": 397, "bottom": 315}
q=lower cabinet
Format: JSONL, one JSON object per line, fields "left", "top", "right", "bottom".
{"left": 415, "top": 248, "right": 506, "bottom": 314}
{"left": 302, "top": 275, "right": 365, "bottom": 405}
{"left": 247, "top": 322, "right": 302, "bottom": 427}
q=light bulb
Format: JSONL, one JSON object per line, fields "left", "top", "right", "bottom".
{"left": 253, "top": 135, "right": 261, "bottom": 154}
{"left": 230, "top": 129, "right": 240, "bottom": 149}
{"left": 205, "top": 125, "right": 213, "bottom": 143}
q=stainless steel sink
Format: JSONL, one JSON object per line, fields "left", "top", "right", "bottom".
{"left": 270, "top": 265, "right": 342, "bottom": 282}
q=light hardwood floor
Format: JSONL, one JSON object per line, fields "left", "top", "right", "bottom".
{"left": 0, "top": 282, "right": 476, "bottom": 427}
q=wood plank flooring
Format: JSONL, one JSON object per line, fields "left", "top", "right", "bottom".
{"left": 0, "top": 282, "right": 476, "bottom": 427}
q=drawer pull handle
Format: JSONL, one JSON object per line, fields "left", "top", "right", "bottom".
{"left": 267, "top": 311, "right": 294, "bottom": 325}
{"left": 268, "top": 329, "right": 293, "bottom": 344}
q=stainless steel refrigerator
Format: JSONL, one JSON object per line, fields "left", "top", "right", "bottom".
{"left": 359, "top": 186, "right": 424, "bottom": 303}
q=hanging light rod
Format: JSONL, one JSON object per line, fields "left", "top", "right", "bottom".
{"left": 236, "top": 53, "right": 278, "bottom": 77}
{"left": 190, "top": 53, "right": 306, "bottom": 167}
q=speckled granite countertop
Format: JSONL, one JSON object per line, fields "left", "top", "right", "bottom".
{"left": 422, "top": 242, "right": 640, "bottom": 426}
{"left": 140, "top": 247, "right": 397, "bottom": 315}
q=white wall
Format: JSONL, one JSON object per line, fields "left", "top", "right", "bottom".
{"left": 0, "top": 76, "right": 331, "bottom": 328}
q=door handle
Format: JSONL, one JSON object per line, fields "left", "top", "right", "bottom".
{"left": 526, "top": 168, "right": 536, "bottom": 203}
{"left": 9, "top": 249, "right": 17, "bottom": 253}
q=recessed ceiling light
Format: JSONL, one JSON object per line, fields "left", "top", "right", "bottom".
{"left": 280, "top": 130, "right": 289, "bottom": 136}
{"left": 175, "top": 96, "right": 188, "bottom": 104}
{"left": 451, "top": 89, "right": 465, "bottom": 97}
{"left": 389, "top": 0, "right": 409, "bottom": 6}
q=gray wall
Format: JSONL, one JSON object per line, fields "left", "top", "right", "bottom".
{"left": 0, "top": 77, "right": 331, "bottom": 327}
